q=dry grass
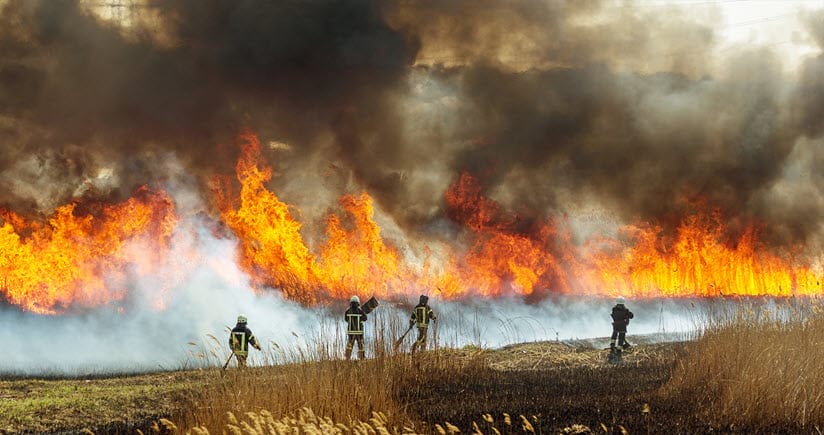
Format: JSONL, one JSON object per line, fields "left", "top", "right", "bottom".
{"left": 665, "top": 298, "right": 824, "bottom": 429}
{"left": 486, "top": 341, "right": 674, "bottom": 370}
{"left": 121, "top": 407, "right": 550, "bottom": 435}
{"left": 0, "top": 371, "right": 207, "bottom": 434}
{"left": 169, "top": 304, "right": 683, "bottom": 434}
{"left": 4, "top": 337, "right": 684, "bottom": 433}
{"left": 32, "top": 299, "right": 824, "bottom": 433}
{"left": 175, "top": 310, "right": 490, "bottom": 433}
{"left": 173, "top": 338, "right": 677, "bottom": 434}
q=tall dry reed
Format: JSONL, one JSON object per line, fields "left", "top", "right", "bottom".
{"left": 176, "top": 308, "right": 487, "bottom": 433}
{"left": 147, "top": 407, "right": 544, "bottom": 435}
{"left": 665, "top": 298, "right": 824, "bottom": 428}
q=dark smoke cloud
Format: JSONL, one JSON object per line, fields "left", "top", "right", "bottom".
{"left": 763, "top": 10, "right": 824, "bottom": 249}
{"left": 0, "top": 0, "right": 823, "bottom": 252}
{"left": 0, "top": 0, "right": 417, "bottom": 215}
{"left": 387, "top": 0, "right": 715, "bottom": 75}
{"left": 0, "top": 0, "right": 233, "bottom": 212}
{"left": 379, "top": 0, "right": 823, "bottom": 250}
{"left": 795, "top": 10, "right": 824, "bottom": 139}
{"left": 438, "top": 55, "right": 793, "bottom": 233}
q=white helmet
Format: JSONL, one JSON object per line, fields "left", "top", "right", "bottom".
{"left": 616, "top": 296, "right": 625, "bottom": 305}
{"left": 237, "top": 314, "right": 247, "bottom": 324}
{"left": 350, "top": 295, "right": 360, "bottom": 304}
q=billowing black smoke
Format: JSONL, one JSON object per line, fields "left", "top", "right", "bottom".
{"left": 0, "top": 0, "right": 823, "bottom": 251}
{"left": 0, "top": 0, "right": 417, "bottom": 215}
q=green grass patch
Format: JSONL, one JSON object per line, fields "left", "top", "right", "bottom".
{"left": 0, "top": 370, "right": 209, "bottom": 434}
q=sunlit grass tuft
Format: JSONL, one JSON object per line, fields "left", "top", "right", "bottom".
{"left": 666, "top": 298, "right": 824, "bottom": 428}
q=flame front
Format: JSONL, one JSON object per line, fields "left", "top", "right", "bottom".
{"left": 577, "top": 213, "right": 822, "bottom": 297}
{"left": 217, "top": 134, "right": 823, "bottom": 302}
{"left": 437, "top": 172, "right": 567, "bottom": 297}
{"left": 2, "top": 132, "right": 822, "bottom": 315}
{"left": 215, "top": 133, "right": 320, "bottom": 301}
{"left": 0, "top": 187, "right": 176, "bottom": 314}
{"left": 215, "top": 132, "right": 416, "bottom": 302}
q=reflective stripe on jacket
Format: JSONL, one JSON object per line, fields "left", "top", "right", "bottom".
{"left": 345, "top": 304, "right": 367, "bottom": 335}
{"left": 347, "top": 313, "right": 365, "bottom": 335}
{"left": 411, "top": 304, "right": 436, "bottom": 328}
{"left": 229, "top": 325, "right": 258, "bottom": 356}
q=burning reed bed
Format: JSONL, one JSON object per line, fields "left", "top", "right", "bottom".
{"left": 665, "top": 298, "right": 824, "bottom": 430}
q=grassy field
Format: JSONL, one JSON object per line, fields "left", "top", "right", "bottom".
{"left": 0, "top": 370, "right": 208, "bottom": 434}
{"left": 1, "top": 339, "right": 685, "bottom": 434}
{"left": 0, "top": 342, "right": 678, "bottom": 433}
{"left": 5, "top": 302, "right": 824, "bottom": 434}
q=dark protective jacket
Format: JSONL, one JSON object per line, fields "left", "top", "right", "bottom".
{"left": 229, "top": 324, "right": 259, "bottom": 356}
{"left": 411, "top": 303, "right": 437, "bottom": 328}
{"left": 345, "top": 303, "right": 367, "bottom": 335}
{"left": 611, "top": 304, "right": 634, "bottom": 331}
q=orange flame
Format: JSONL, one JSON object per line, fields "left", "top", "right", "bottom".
{"left": 575, "top": 212, "right": 823, "bottom": 297}
{"left": 0, "top": 187, "right": 177, "bottom": 314}
{"left": 7, "top": 131, "right": 818, "bottom": 314}
{"left": 317, "top": 193, "right": 409, "bottom": 297}
{"left": 215, "top": 132, "right": 320, "bottom": 301}
{"left": 217, "top": 135, "right": 822, "bottom": 301}
{"left": 215, "top": 132, "right": 417, "bottom": 301}
{"left": 438, "top": 172, "right": 568, "bottom": 297}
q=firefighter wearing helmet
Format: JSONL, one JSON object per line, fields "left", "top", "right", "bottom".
{"left": 410, "top": 294, "right": 437, "bottom": 354}
{"left": 229, "top": 314, "right": 261, "bottom": 368}
{"left": 344, "top": 296, "right": 368, "bottom": 360}
{"left": 610, "top": 296, "right": 634, "bottom": 352}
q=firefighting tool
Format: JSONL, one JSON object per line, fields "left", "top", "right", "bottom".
{"left": 394, "top": 324, "right": 414, "bottom": 350}
{"left": 362, "top": 296, "right": 380, "bottom": 314}
{"left": 221, "top": 353, "right": 234, "bottom": 370}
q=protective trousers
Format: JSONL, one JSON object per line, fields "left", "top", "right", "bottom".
{"left": 235, "top": 353, "right": 248, "bottom": 368}
{"left": 346, "top": 334, "right": 365, "bottom": 360}
{"left": 610, "top": 326, "right": 629, "bottom": 349}
{"left": 411, "top": 326, "right": 428, "bottom": 354}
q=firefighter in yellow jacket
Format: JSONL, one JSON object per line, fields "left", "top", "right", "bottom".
{"left": 229, "top": 315, "right": 261, "bottom": 367}
{"left": 410, "top": 294, "right": 437, "bottom": 354}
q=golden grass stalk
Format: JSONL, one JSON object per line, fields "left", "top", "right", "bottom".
{"left": 665, "top": 298, "right": 824, "bottom": 428}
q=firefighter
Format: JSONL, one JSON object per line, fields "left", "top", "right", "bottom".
{"left": 410, "top": 294, "right": 437, "bottom": 354}
{"left": 345, "top": 295, "right": 367, "bottom": 360}
{"left": 229, "top": 315, "right": 261, "bottom": 368}
{"left": 610, "top": 296, "right": 634, "bottom": 351}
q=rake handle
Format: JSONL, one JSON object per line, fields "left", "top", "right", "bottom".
{"left": 394, "top": 324, "right": 414, "bottom": 349}
{"left": 221, "top": 352, "right": 234, "bottom": 370}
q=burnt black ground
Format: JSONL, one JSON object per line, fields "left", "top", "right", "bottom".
{"left": 397, "top": 356, "right": 817, "bottom": 434}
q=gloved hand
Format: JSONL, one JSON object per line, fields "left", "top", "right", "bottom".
{"left": 254, "top": 343, "right": 261, "bottom": 350}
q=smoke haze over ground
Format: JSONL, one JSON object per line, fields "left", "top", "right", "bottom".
{"left": 0, "top": 213, "right": 697, "bottom": 375}
{"left": 1, "top": 0, "right": 824, "bottom": 372}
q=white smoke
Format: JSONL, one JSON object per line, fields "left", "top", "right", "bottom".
{"left": 0, "top": 222, "right": 700, "bottom": 376}
{"left": 0, "top": 164, "right": 757, "bottom": 375}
